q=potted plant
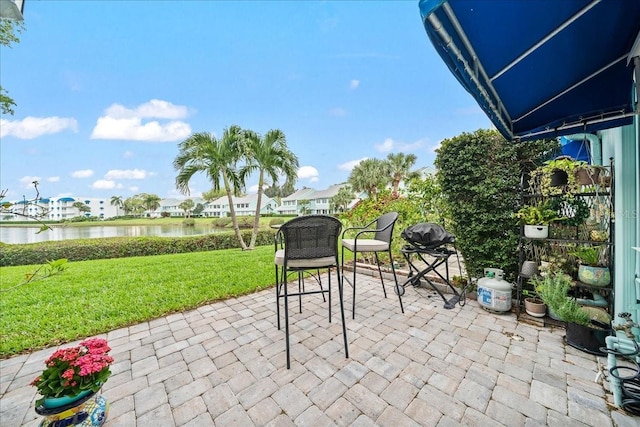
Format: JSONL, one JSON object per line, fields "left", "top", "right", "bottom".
{"left": 575, "top": 163, "right": 606, "bottom": 186}
{"left": 570, "top": 245, "right": 611, "bottom": 287}
{"left": 31, "top": 337, "right": 112, "bottom": 423}
{"left": 514, "top": 202, "right": 564, "bottom": 239}
{"left": 530, "top": 272, "right": 572, "bottom": 320}
{"left": 523, "top": 291, "right": 547, "bottom": 318}
{"left": 530, "top": 156, "right": 582, "bottom": 196}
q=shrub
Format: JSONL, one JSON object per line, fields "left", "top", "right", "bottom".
{"left": 269, "top": 218, "right": 285, "bottom": 227}
{"left": 434, "top": 129, "right": 557, "bottom": 280}
{"left": 0, "top": 230, "right": 276, "bottom": 267}
{"left": 183, "top": 218, "right": 195, "bottom": 227}
{"left": 211, "top": 217, "right": 232, "bottom": 227}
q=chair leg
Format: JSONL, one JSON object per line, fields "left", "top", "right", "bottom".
{"left": 352, "top": 251, "right": 357, "bottom": 319}
{"left": 297, "top": 273, "right": 303, "bottom": 313}
{"left": 388, "top": 249, "right": 404, "bottom": 314}
{"left": 276, "top": 265, "right": 281, "bottom": 330}
{"left": 374, "top": 252, "right": 388, "bottom": 298}
{"left": 284, "top": 268, "right": 291, "bottom": 369}
{"left": 327, "top": 268, "right": 332, "bottom": 322}
{"left": 317, "top": 269, "right": 326, "bottom": 302}
{"left": 336, "top": 262, "right": 349, "bottom": 359}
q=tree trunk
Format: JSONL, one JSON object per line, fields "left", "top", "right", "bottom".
{"left": 248, "top": 171, "right": 264, "bottom": 249}
{"left": 224, "top": 175, "right": 247, "bottom": 250}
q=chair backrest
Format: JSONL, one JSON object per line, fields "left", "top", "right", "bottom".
{"left": 375, "top": 212, "right": 399, "bottom": 243}
{"left": 280, "top": 215, "right": 342, "bottom": 261}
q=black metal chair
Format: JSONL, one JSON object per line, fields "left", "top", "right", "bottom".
{"left": 341, "top": 211, "right": 403, "bottom": 319}
{"left": 274, "top": 215, "right": 348, "bottom": 369}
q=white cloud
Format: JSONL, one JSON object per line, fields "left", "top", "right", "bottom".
{"left": 71, "top": 169, "right": 94, "bottom": 178}
{"left": 91, "top": 180, "right": 116, "bottom": 190}
{"left": 128, "top": 186, "right": 139, "bottom": 192}
{"left": 19, "top": 176, "right": 41, "bottom": 189}
{"left": 91, "top": 99, "right": 192, "bottom": 142}
{"left": 0, "top": 116, "right": 78, "bottom": 139}
{"left": 298, "top": 166, "right": 319, "bottom": 182}
{"left": 47, "top": 176, "right": 60, "bottom": 182}
{"left": 329, "top": 108, "right": 347, "bottom": 117}
{"left": 105, "top": 99, "right": 189, "bottom": 119}
{"left": 375, "top": 137, "right": 427, "bottom": 153}
{"left": 123, "top": 151, "right": 134, "bottom": 158}
{"left": 338, "top": 158, "right": 367, "bottom": 172}
{"left": 104, "top": 169, "right": 150, "bottom": 180}
{"left": 350, "top": 79, "right": 360, "bottom": 90}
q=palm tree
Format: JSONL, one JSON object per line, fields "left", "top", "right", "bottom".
{"left": 348, "top": 158, "right": 389, "bottom": 200}
{"left": 110, "top": 196, "right": 123, "bottom": 217}
{"left": 174, "top": 126, "right": 249, "bottom": 249}
{"left": 140, "top": 193, "right": 162, "bottom": 217}
{"left": 241, "top": 129, "right": 299, "bottom": 249}
{"left": 330, "top": 185, "right": 354, "bottom": 213}
{"left": 386, "top": 152, "right": 419, "bottom": 197}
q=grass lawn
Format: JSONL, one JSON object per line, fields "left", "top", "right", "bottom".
{"left": 0, "top": 246, "right": 278, "bottom": 358}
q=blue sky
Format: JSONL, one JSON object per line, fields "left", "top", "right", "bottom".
{"left": 0, "top": 0, "right": 491, "bottom": 201}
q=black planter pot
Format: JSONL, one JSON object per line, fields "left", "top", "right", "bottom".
{"left": 565, "top": 320, "right": 612, "bottom": 356}
{"left": 550, "top": 169, "right": 569, "bottom": 186}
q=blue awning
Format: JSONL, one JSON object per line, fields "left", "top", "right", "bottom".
{"left": 419, "top": 0, "right": 640, "bottom": 141}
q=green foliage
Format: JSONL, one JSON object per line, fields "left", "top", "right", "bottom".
{"left": 530, "top": 272, "right": 571, "bottom": 312}
{"left": 182, "top": 218, "right": 195, "bottom": 226}
{"left": 0, "top": 231, "right": 276, "bottom": 267}
{"left": 514, "top": 203, "right": 564, "bottom": 225}
{"left": 530, "top": 156, "right": 582, "bottom": 196}
{"left": 434, "top": 129, "right": 556, "bottom": 280}
{"left": 570, "top": 245, "right": 605, "bottom": 267}
{"left": 546, "top": 195, "right": 589, "bottom": 227}
{"left": 211, "top": 217, "right": 233, "bottom": 227}
{"left": 341, "top": 189, "right": 440, "bottom": 261}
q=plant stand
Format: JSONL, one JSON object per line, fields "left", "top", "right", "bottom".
{"left": 35, "top": 391, "right": 108, "bottom": 427}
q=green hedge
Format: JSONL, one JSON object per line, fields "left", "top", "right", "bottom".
{"left": 0, "top": 230, "right": 276, "bottom": 267}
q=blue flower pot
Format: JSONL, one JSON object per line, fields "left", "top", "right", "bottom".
{"left": 43, "top": 390, "right": 92, "bottom": 409}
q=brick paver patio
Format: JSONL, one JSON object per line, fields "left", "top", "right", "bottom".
{"left": 1, "top": 271, "right": 637, "bottom": 426}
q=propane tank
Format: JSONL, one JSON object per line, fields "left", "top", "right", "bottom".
{"left": 477, "top": 268, "right": 512, "bottom": 313}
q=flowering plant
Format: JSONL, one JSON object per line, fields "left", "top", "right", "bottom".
{"left": 30, "top": 338, "right": 113, "bottom": 405}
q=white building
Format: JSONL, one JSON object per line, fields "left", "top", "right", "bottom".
{"left": 202, "top": 194, "right": 278, "bottom": 218}
{"left": 1, "top": 197, "right": 119, "bottom": 221}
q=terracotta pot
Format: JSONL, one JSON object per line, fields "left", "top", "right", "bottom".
{"left": 576, "top": 168, "right": 601, "bottom": 185}
{"left": 524, "top": 297, "right": 546, "bottom": 318}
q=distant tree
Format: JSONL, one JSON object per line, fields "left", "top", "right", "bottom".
{"left": 72, "top": 201, "right": 91, "bottom": 215}
{"left": 330, "top": 185, "right": 354, "bottom": 213}
{"left": 348, "top": 158, "right": 389, "bottom": 200}
{"left": 193, "top": 203, "right": 205, "bottom": 217}
{"left": 174, "top": 126, "right": 249, "bottom": 249}
{"left": 178, "top": 199, "right": 195, "bottom": 218}
{"left": 0, "top": 18, "right": 23, "bottom": 115}
{"left": 139, "top": 193, "right": 161, "bottom": 216}
{"left": 298, "top": 199, "right": 311, "bottom": 215}
{"left": 110, "top": 196, "right": 123, "bottom": 217}
{"left": 123, "top": 195, "right": 144, "bottom": 216}
{"left": 264, "top": 179, "right": 296, "bottom": 199}
{"left": 241, "top": 128, "right": 299, "bottom": 249}
{"left": 386, "top": 152, "right": 419, "bottom": 197}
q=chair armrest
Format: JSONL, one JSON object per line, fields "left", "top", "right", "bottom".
{"left": 341, "top": 217, "right": 378, "bottom": 239}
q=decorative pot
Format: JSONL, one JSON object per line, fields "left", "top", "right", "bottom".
{"left": 550, "top": 169, "right": 568, "bottom": 186}
{"left": 520, "top": 261, "right": 538, "bottom": 278}
{"left": 577, "top": 264, "right": 611, "bottom": 287}
{"left": 43, "top": 390, "right": 93, "bottom": 409}
{"left": 524, "top": 297, "right": 546, "bottom": 318}
{"left": 524, "top": 225, "right": 549, "bottom": 239}
{"left": 36, "top": 391, "right": 108, "bottom": 427}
